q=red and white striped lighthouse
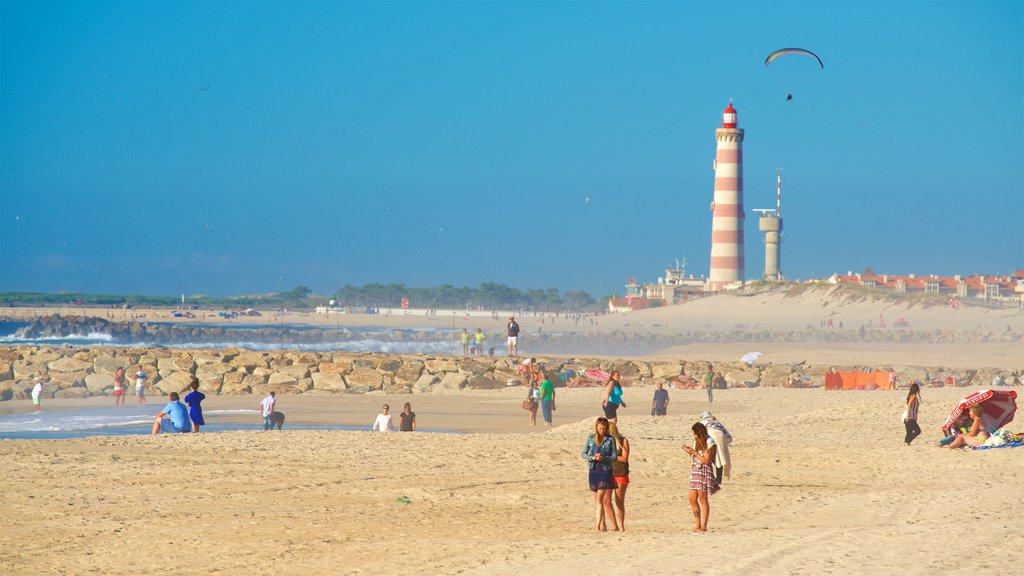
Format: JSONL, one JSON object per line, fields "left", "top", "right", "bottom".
{"left": 708, "top": 102, "right": 745, "bottom": 291}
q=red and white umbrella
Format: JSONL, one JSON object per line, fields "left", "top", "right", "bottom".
{"left": 941, "top": 389, "right": 1017, "bottom": 436}
{"left": 584, "top": 369, "right": 612, "bottom": 382}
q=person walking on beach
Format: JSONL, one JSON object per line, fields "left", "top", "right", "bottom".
{"left": 184, "top": 380, "right": 206, "bottom": 433}
{"left": 538, "top": 372, "right": 555, "bottom": 427}
{"left": 30, "top": 379, "right": 43, "bottom": 412}
{"left": 701, "top": 411, "right": 732, "bottom": 483}
{"left": 474, "top": 328, "right": 486, "bottom": 357}
{"left": 399, "top": 403, "right": 416, "bottom": 432}
{"left": 608, "top": 422, "right": 630, "bottom": 532}
{"left": 704, "top": 365, "right": 714, "bottom": 404}
{"left": 683, "top": 422, "right": 720, "bottom": 532}
{"left": 652, "top": 382, "right": 669, "bottom": 416}
{"left": 135, "top": 368, "right": 148, "bottom": 405}
{"left": 460, "top": 329, "right": 470, "bottom": 356}
{"left": 259, "top": 392, "right": 276, "bottom": 431}
{"left": 506, "top": 316, "right": 520, "bottom": 356}
{"left": 151, "top": 392, "right": 190, "bottom": 435}
{"left": 372, "top": 404, "right": 394, "bottom": 432}
{"left": 580, "top": 417, "right": 618, "bottom": 532}
{"left": 903, "top": 382, "right": 922, "bottom": 445}
{"left": 602, "top": 370, "right": 626, "bottom": 423}
{"left": 113, "top": 367, "right": 126, "bottom": 407}
{"left": 527, "top": 379, "right": 540, "bottom": 426}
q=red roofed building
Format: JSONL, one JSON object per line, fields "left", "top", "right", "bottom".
{"left": 829, "top": 269, "right": 1023, "bottom": 305}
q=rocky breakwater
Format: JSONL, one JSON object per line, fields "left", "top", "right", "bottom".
{"left": 9, "top": 314, "right": 1022, "bottom": 356}
{"left": 1, "top": 345, "right": 1020, "bottom": 402}
{"left": 12, "top": 314, "right": 444, "bottom": 346}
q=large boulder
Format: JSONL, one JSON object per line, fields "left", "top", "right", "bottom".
{"left": 92, "top": 354, "right": 126, "bottom": 375}
{"left": 84, "top": 373, "right": 115, "bottom": 394}
{"left": 154, "top": 371, "right": 196, "bottom": 395}
{"left": 49, "top": 371, "right": 89, "bottom": 389}
{"left": 318, "top": 360, "right": 353, "bottom": 375}
{"left": 277, "top": 364, "right": 311, "bottom": 380}
{"left": 424, "top": 358, "right": 459, "bottom": 374}
{"left": 413, "top": 374, "right": 439, "bottom": 393}
{"left": 650, "top": 361, "right": 683, "bottom": 379}
{"left": 267, "top": 372, "right": 298, "bottom": 387}
{"left": 232, "top": 352, "right": 269, "bottom": 371}
{"left": 242, "top": 373, "right": 269, "bottom": 389}
{"left": 220, "top": 372, "right": 251, "bottom": 395}
{"left": 251, "top": 382, "right": 301, "bottom": 396}
{"left": 435, "top": 371, "right": 468, "bottom": 391}
{"left": 48, "top": 357, "right": 93, "bottom": 373}
{"left": 394, "top": 361, "right": 424, "bottom": 386}
{"left": 158, "top": 356, "right": 195, "bottom": 374}
{"left": 311, "top": 371, "right": 347, "bottom": 392}
{"left": 345, "top": 368, "right": 384, "bottom": 392}
{"left": 465, "top": 374, "right": 504, "bottom": 390}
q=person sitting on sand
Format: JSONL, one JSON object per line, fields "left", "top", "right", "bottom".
{"left": 944, "top": 405, "right": 990, "bottom": 449}
{"left": 151, "top": 392, "right": 191, "bottom": 435}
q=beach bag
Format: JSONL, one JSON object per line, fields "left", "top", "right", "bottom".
{"left": 521, "top": 400, "right": 533, "bottom": 410}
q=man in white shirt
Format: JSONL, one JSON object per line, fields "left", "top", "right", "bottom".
{"left": 260, "top": 392, "right": 276, "bottom": 431}
{"left": 31, "top": 380, "right": 43, "bottom": 412}
{"left": 372, "top": 404, "right": 394, "bottom": 432}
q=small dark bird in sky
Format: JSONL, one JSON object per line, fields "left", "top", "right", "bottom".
{"left": 199, "top": 86, "right": 210, "bottom": 92}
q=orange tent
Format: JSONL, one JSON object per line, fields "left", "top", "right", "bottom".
{"left": 824, "top": 371, "right": 894, "bottom": 390}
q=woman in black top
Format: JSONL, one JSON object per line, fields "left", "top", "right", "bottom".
{"left": 399, "top": 403, "right": 416, "bottom": 432}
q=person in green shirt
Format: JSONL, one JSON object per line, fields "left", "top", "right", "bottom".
{"left": 459, "top": 329, "right": 470, "bottom": 356}
{"left": 473, "top": 328, "right": 486, "bottom": 357}
{"left": 538, "top": 375, "right": 555, "bottom": 427}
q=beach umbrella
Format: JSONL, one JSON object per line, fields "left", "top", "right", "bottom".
{"left": 941, "top": 389, "right": 1017, "bottom": 436}
{"left": 740, "top": 352, "right": 763, "bottom": 365}
{"left": 584, "top": 369, "right": 612, "bottom": 382}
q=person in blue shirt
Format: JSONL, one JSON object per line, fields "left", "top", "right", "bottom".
{"left": 150, "top": 392, "right": 191, "bottom": 435}
{"left": 581, "top": 417, "right": 619, "bottom": 531}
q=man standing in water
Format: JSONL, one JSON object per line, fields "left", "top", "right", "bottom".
{"left": 31, "top": 379, "right": 43, "bottom": 412}
{"left": 260, "top": 391, "right": 276, "bottom": 431}
{"left": 506, "top": 316, "right": 520, "bottom": 357}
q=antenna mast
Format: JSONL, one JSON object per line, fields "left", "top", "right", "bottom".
{"left": 777, "top": 167, "right": 782, "bottom": 217}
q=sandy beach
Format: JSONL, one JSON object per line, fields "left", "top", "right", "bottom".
{"left": 1, "top": 291, "right": 1023, "bottom": 575}
{"left": 2, "top": 385, "right": 1023, "bottom": 575}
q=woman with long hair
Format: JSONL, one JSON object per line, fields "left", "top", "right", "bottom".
{"left": 608, "top": 422, "right": 630, "bottom": 531}
{"left": 683, "top": 422, "right": 719, "bottom": 532}
{"left": 903, "top": 382, "right": 922, "bottom": 445}
{"left": 944, "top": 405, "right": 990, "bottom": 448}
{"left": 580, "top": 417, "right": 618, "bottom": 531}
{"left": 602, "top": 370, "right": 626, "bottom": 423}
{"left": 527, "top": 378, "right": 540, "bottom": 426}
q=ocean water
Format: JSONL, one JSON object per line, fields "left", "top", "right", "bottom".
{"left": 0, "top": 320, "right": 459, "bottom": 354}
{"left": 0, "top": 406, "right": 365, "bottom": 440}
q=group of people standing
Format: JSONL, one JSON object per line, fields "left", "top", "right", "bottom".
{"left": 580, "top": 369, "right": 733, "bottom": 532}
{"left": 523, "top": 359, "right": 555, "bottom": 427}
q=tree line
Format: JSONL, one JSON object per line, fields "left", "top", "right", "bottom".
{"left": 0, "top": 283, "right": 602, "bottom": 312}
{"left": 331, "top": 282, "right": 599, "bottom": 311}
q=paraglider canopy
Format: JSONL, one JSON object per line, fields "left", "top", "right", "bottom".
{"left": 765, "top": 48, "right": 824, "bottom": 68}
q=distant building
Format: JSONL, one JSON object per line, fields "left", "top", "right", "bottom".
{"left": 829, "top": 268, "right": 1024, "bottom": 305}
{"left": 607, "top": 261, "right": 706, "bottom": 312}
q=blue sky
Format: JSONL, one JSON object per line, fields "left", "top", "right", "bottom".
{"left": 2, "top": 1, "right": 1021, "bottom": 299}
